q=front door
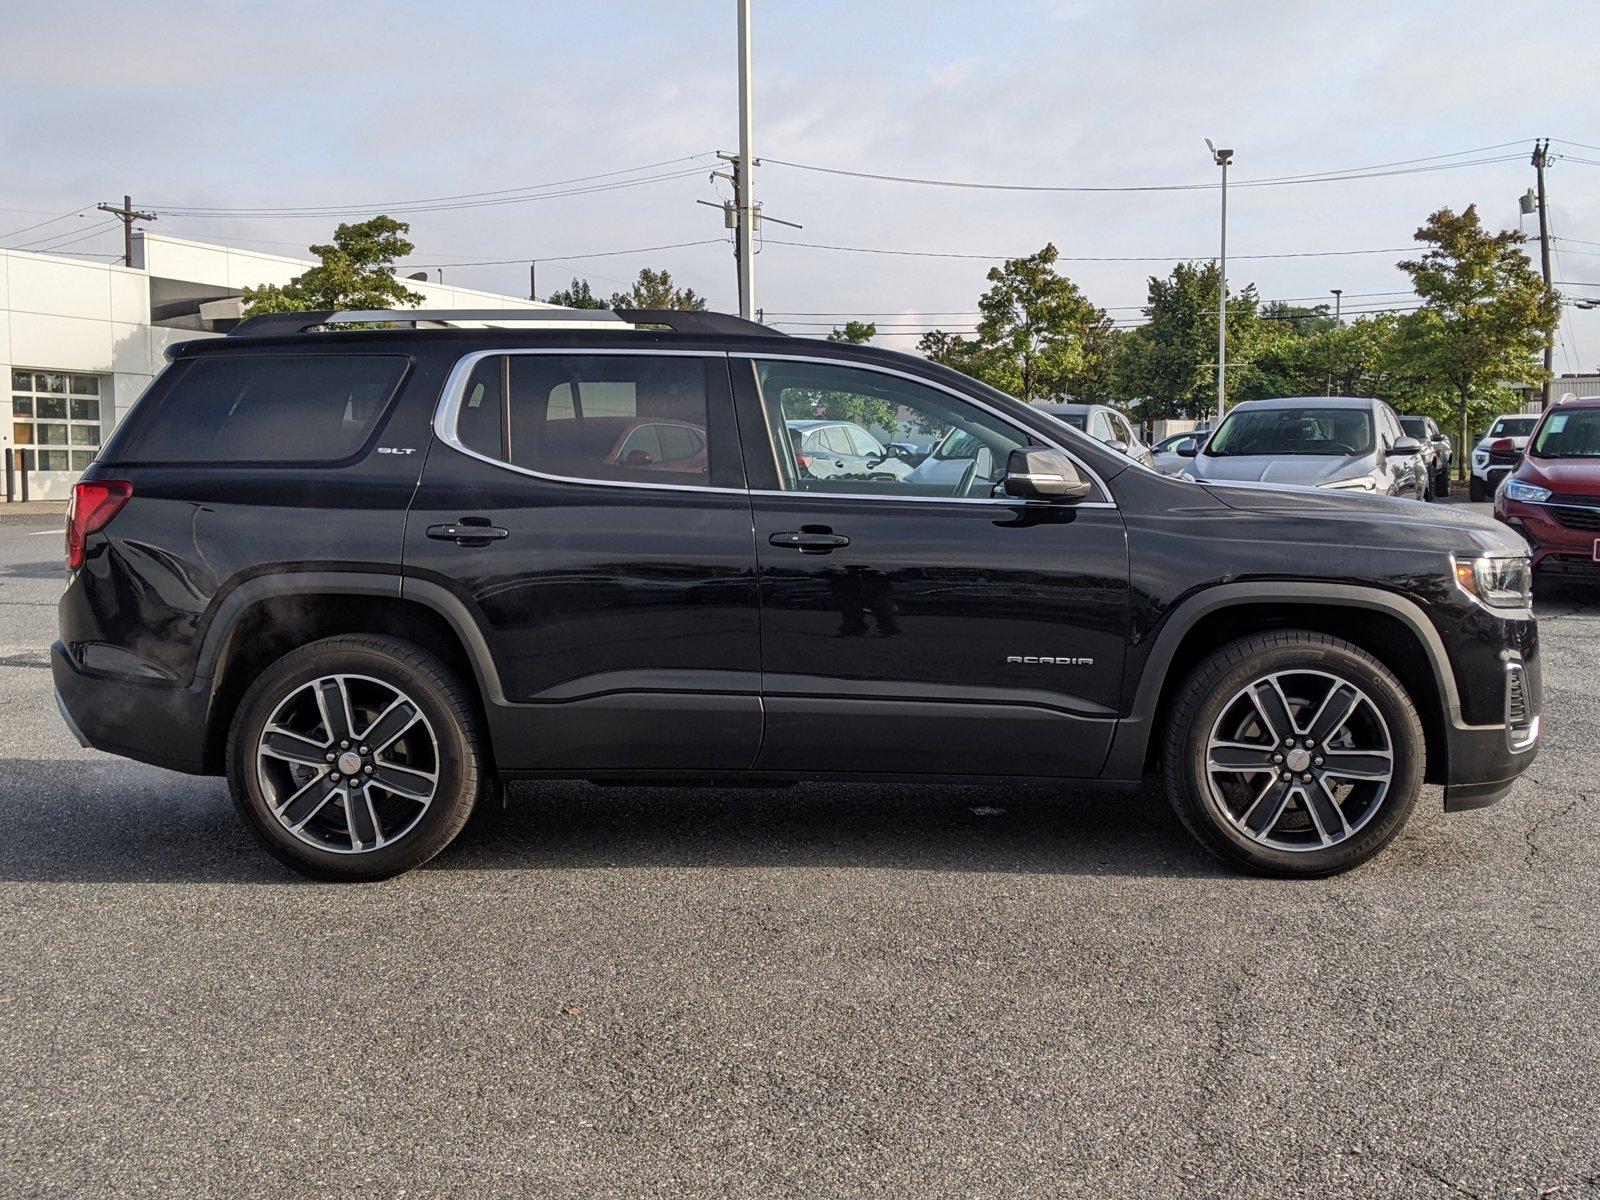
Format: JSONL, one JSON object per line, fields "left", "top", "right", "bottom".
{"left": 734, "top": 355, "right": 1130, "bottom": 779}
{"left": 405, "top": 349, "right": 761, "bottom": 773}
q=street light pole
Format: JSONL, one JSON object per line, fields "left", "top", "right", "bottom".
{"left": 735, "top": 0, "right": 756, "bottom": 320}
{"left": 1206, "top": 141, "right": 1233, "bottom": 425}
{"left": 1327, "top": 289, "right": 1343, "bottom": 395}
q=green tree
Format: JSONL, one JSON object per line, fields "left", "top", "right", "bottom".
{"left": 545, "top": 277, "right": 607, "bottom": 309}
{"left": 1393, "top": 206, "right": 1560, "bottom": 474}
{"left": 1113, "top": 261, "right": 1262, "bottom": 421}
{"left": 827, "top": 320, "right": 877, "bottom": 344}
{"left": 242, "top": 216, "right": 424, "bottom": 314}
{"left": 917, "top": 245, "right": 1112, "bottom": 403}
{"left": 609, "top": 267, "right": 706, "bottom": 311}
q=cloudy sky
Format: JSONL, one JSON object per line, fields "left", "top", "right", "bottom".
{"left": 3, "top": 0, "right": 1597, "bottom": 369}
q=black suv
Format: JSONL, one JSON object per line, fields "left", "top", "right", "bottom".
{"left": 54, "top": 308, "right": 1541, "bottom": 881}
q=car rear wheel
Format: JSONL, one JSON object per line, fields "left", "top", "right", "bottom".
{"left": 1433, "top": 465, "right": 1451, "bottom": 497}
{"left": 1162, "top": 631, "right": 1424, "bottom": 876}
{"left": 1468, "top": 475, "right": 1487, "bottom": 502}
{"left": 226, "top": 635, "right": 485, "bottom": 881}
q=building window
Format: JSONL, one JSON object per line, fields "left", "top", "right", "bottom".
{"left": 10, "top": 370, "right": 103, "bottom": 472}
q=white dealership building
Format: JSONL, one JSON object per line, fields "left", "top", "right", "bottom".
{"left": 1, "top": 233, "right": 550, "bottom": 500}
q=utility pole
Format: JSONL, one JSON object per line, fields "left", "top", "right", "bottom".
{"left": 96, "top": 195, "right": 155, "bottom": 267}
{"left": 735, "top": 0, "right": 755, "bottom": 319}
{"left": 1530, "top": 138, "right": 1555, "bottom": 409}
{"left": 1326, "top": 289, "right": 1343, "bottom": 395}
{"left": 1206, "top": 141, "right": 1233, "bottom": 424}
{"left": 529, "top": 261, "right": 537, "bottom": 301}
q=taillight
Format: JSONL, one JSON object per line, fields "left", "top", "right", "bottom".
{"left": 66, "top": 480, "right": 133, "bottom": 571}
{"left": 795, "top": 453, "right": 813, "bottom": 472}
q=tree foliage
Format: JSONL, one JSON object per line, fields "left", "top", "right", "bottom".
{"left": 1392, "top": 205, "right": 1560, "bottom": 464}
{"left": 1113, "top": 261, "right": 1263, "bottom": 421}
{"left": 827, "top": 320, "right": 877, "bottom": 344}
{"left": 609, "top": 267, "right": 707, "bottom": 311}
{"left": 544, "top": 277, "right": 607, "bottom": 309}
{"left": 917, "top": 244, "right": 1113, "bottom": 403}
{"left": 242, "top": 216, "right": 424, "bottom": 314}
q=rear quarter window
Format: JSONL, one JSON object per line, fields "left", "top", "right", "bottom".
{"left": 103, "top": 353, "right": 409, "bottom": 464}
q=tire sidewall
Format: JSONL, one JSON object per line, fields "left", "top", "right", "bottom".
{"left": 227, "top": 640, "right": 478, "bottom": 880}
{"left": 1169, "top": 638, "right": 1423, "bottom": 875}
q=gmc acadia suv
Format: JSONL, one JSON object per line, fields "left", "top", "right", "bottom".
{"left": 53, "top": 308, "right": 1542, "bottom": 881}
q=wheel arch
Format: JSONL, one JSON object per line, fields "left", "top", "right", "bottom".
{"left": 1107, "top": 583, "right": 1458, "bottom": 785}
{"left": 198, "top": 572, "right": 502, "bottom": 773}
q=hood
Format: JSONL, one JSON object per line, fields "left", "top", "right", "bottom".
{"left": 1475, "top": 433, "right": 1531, "bottom": 451}
{"left": 1190, "top": 453, "right": 1369, "bottom": 486}
{"left": 1201, "top": 479, "right": 1529, "bottom": 557}
{"left": 1515, "top": 456, "right": 1600, "bottom": 497}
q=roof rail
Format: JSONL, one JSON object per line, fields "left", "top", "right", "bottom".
{"left": 613, "top": 309, "right": 785, "bottom": 336}
{"left": 228, "top": 308, "right": 628, "bottom": 337}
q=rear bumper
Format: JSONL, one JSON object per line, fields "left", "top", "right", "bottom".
{"left": 52, "top": 640, "right": 212, "bottom": 774}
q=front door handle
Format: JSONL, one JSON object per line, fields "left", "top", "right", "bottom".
{"left": 769, "top": 530, "right": 850, "bottom": 553}
{"left": 427, "top": 522, "right": 509, "bottom": 546}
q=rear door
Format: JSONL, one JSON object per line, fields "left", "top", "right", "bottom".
{"left": 404, "top": 349, "right": 762, "bottom": 772}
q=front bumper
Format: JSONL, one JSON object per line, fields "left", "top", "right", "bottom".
{"left": 52, "top": 640, "right": 212, "bottom": 774}
{"left": 1496, "top": 499, "right": 1600, "bottom": 570}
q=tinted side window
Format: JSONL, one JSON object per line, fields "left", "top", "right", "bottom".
{"left": 754, "top": 359, "right": 1037, "bottom": 500}
{"left": 106, "top": 354, "right": 408, "bottom": 464}
{"left": 453, "top": 355, "right": 713, "bottom": 485}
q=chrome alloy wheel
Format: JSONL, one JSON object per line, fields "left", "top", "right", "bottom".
{"left": 255, "top": 673, "right": 439, "bottom": 854}
{"left": 1204, "top": 669, "right": 1394, "bottom": 852}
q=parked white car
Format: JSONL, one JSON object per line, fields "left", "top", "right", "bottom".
{"left": 1151, "top": 429, "right": 1208, "bottom": 475}
{"left": 1468, "top": 414, "right": 1539, "bottom": 501}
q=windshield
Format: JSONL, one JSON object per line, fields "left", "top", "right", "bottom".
{"left": 1488, "top": 417, "right": 1538, "bottom": 439}
{"left": 1399, "top": 417, "right": 1429, "bottom": 439}
{"left": 1530, "top": 409, "right": 1600, "bottom": 458}
{"left": 1205, "top": 407, "right": 1374, "bottom": 457}
{"left": 1040, "top": 410, "right": 1087, "bottom": 430}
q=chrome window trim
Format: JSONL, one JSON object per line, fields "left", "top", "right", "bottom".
{"left": 431, "top": 347, "right": 747, "bottom": 495}
{"left": 431, "top": 346, "right": 1118, "bottom": 509}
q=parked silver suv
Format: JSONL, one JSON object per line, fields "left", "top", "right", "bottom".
{"left": 1179, "top": 396, "right": 1425, "bottom": 498}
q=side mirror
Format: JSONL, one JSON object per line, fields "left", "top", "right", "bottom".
{"left": 1003, "top": 448, "right": 1092, "bottom": 501}
{"left": 1391, "top": 436, "right": 1423, "bottom": 455}
{"left": 1176, "top": 438, "right": 1200, "bottom": 458}
{"left": 1107, "top": 439, "right": 1129, "bottom": 454}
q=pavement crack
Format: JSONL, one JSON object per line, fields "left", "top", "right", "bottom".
{"left": 1523, "top": 791, "right": 1587, "bottom": 868}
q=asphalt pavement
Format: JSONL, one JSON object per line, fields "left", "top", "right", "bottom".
{"left": 2, "top": 500, "right": 1597, "bottom": 1199}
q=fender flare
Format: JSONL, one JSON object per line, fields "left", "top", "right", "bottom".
{"left": 1102, "top": 581, "right": 1465, "bottom": 781}
{"left": 193, "top": 569, "right": 507, "bottom": 703}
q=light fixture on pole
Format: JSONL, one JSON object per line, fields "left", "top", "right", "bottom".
{"left": 1206, "top": 139, "right": 1233, "bottom": 424}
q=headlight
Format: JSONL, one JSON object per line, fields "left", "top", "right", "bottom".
{"left": 1318, "top": 476, "right": 1377, "bottom": 492}
{"left": 1453, "top": 555, "right": 1533, "bottom": 610}
{"left": 1503, "top": 480, "right": 1551, "bottom": 503}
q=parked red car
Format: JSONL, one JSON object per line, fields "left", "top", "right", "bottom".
{"left": 1494, "top": 397, "right": 1600, "bottom": 575}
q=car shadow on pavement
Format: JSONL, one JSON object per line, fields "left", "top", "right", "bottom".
{"left": 0, "top": 760, "right": 1224, "bottom": 884}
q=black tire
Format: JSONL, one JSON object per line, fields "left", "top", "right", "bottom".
{"left": 1421, "top": 471, "right": 1435, "bottom": 502}
{"left": 1161, "top": 631, "right": 1424, "bottom": 877}
{"left": 226, "top": 635, "right": 485, "bottom": 881}
{"left": 1434, "top": 467, "right": 1450, "bottom": 497}
{"left": 1468, "top": 475, "right": 1486, "bottom": 502}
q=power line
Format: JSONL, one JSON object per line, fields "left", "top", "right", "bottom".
{"left": 7, "top": 217, "right": 122, "bottom": 252}
{"left": 404, "top": 238, "right": 727, "bottom": 270}
{"left": 762, "top": 238, "right": 1414, "bottom": 262}
{"left": 762, "top": 144, "right": 1530, "bottom": 194}
{"left": 147, "top": 153, "right": 716, "bottom": 217}
{"left": 147, "top": 160, "right": 716, "bottom": 219}
{"left": 0, "top": 206, "right": 93, "bottom": 242}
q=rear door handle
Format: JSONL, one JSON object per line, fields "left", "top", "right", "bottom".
{"left": 769, "top": 530, "right": 850, "bottom": 553}
{"left": 427, "top": 522, "right": 509, "bottom": 546}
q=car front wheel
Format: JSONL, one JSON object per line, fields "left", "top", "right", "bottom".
{"left": 226, "top": 635, "right": 485, "bottom": 881}
{"left": 1162, "top": 631, "right": 1424, "bottom": 876}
